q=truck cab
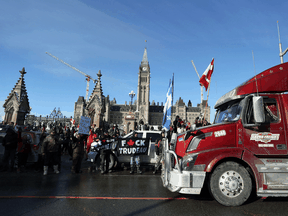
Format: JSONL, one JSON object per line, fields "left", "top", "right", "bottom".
{"left": 162, "top": 62, "right": 288, "bottom": 206}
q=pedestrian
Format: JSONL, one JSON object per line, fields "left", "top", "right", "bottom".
{"left": 172, "top": 116, "right": 180, "bottom": 133}
{"left": 17, "top": 133, "right": 31, "bottom": 173}
{"left": 55, "top": 128, "right": 63, "bottom": 172}
{"left": 68, "top": 127, "right": 76, "bottom": 158}
{"left": 92, "top": 124, "right": 97, "bottom": 134}
{"left": 62, "top": 127, "right": 70, "bottom": 155}
{"left": 130, "top": 132, "right": 142, "bottom": 174}
{"left": 108, "top": 124, "right": 119, "bottom": 138}
{"left": 186, "top": 122, "right": 191, "bottom": 131}
{"left": 1, "top": 128, "right": 18, "bottom": 172}
{"left": 195, "top": 117, "right": 203, "bottom": 127}
{"left": 99, "top": 132, "right": 111, "bottom": 174}
{"left": 41, "top": 127, "right": 61, "bottom": 175}
{"left": 177, "top": 121, "right": 185, "bottom": 133}
{"left": 71, "top": 132, "right": 86, "bottom": 173}
{"left": 153, "top": 130, "right": 165, "bottom": 174}
{"left": 86, "top": 129, "right": 97, "bottom": 154}
{"left": 34, "top": 128, "right": 47, "bottom": 172}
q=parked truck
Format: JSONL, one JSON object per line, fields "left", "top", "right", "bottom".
{"left": 162, "top": 62, "right": 288, "bottom": 206}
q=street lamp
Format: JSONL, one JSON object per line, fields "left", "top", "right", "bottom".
{"left": 129, "top": 90, "right": 135, "bottom": 105}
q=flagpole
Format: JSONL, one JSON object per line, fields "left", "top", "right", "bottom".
{"left": 172, "top": 73, "right": 174, "bottom": 126}
{"left": 203, "top": 81, "right": 211, "bottom": 121}
{"left": 191, "top": 60, "right": 203, "bottom": 103}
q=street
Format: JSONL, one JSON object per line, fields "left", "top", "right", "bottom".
{"left": 0, "top": 153, "right": 287, "bottom": 216}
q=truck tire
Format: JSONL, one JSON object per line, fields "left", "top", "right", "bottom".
{"left": 209, "top": 161, "right": 252, "bottom": 206}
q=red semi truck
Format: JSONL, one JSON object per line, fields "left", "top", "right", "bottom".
{"left": 162, "top": 62, "right": 288, "bottom": 206}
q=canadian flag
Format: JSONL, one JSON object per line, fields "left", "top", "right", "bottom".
{"left": 199, "top": 58, "right": 214, "bottom": 91}
{"left": 70, "top": 118, "right": 75, "bottom": 125}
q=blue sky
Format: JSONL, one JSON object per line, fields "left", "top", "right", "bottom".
{"left": 1, "top": 0, "right": 288, "bottom": 123}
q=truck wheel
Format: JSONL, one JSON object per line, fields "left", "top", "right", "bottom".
{"left": 209, "top": 161, "right": 252, "bottom": 206}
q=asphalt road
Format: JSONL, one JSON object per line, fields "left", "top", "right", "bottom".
{"left": 0, "top": 153, "right": 288, "bottom": 216}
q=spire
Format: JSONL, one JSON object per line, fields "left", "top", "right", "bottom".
{"left": 87, "top": 70, "right": 104, "bottom": 105}
{"left": 20, "top": 67, "right": 26, "bottom": 77}
{"left": 95, "top": 70, "right": 103, "bottom": 92}
{"left": 4, "top": 67, "right": 29, "bottom": 107}
{"left": 141, "top": 47, "right": 148, "bottom": 65}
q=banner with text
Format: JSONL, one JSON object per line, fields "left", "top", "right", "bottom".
{"left": 78, "top": 116, "right": 91, "bottom": 135}
{"left": 117, "top": 138, "right": 150, "bottom": 156}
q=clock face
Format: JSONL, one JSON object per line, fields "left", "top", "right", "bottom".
{"left": 142, "top": 67, "right": 147, "bottom": 71}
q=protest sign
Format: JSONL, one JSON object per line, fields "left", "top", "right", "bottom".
{"left": 78, "top": 116, "right": 91, "bottom": 135}
{"left": 117, "top": 138, "right": 150, "bottom": 156}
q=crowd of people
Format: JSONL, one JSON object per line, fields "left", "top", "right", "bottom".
{"left": 0, "top": 121, "right": 122, "bottom": 175}
{"left": 0, "top": 115, "right": 210, "bottom": 175}
{"left": 171, "top": 115, "right": 211, "bottom": 134}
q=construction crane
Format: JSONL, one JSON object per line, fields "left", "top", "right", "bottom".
{"left": 46, "top": 52, "right": 96, "bottom": 101}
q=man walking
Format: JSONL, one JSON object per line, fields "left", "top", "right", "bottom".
{"left": 41, "top": 127, "right": 61, "bottom": 175}
{"left": 1, "top": 128, "right": 18, "bottom": 172}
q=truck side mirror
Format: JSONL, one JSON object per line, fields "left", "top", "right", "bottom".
{"left": 253, "top": 96, "right": 265, "bottom": 123}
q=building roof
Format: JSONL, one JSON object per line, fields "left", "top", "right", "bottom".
{"left": 76, "top": 96, "right": 85, "bottom": 104}
{"left": 187, "top": 107, "right": 201, "bottom": 112}
{"left": 110, "top": 105, "right": 136, "bottom": 112}
{"left": 3, "top": 67, "right": 30, "bottom": 110}
{"left": 141, "top": 48, "right": 148, "bottom": 65}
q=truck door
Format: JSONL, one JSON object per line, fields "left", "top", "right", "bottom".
{"left": 243, "top": 95, "right": 287, "bottom": 155}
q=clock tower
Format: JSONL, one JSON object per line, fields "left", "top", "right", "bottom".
{"left": 137, "top": 48, "right": 150, "bottom": 124}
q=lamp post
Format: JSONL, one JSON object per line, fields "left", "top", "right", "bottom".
{"left": 129, "top": 90, "right": 135, "bottom": 105}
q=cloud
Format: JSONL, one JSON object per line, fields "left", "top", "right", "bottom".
{"left": 0, "top": 0, "right": 150, "bottom": 63}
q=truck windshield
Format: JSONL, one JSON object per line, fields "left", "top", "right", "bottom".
{"left": 214, "top": 101, "right": 242, "bottom": 124}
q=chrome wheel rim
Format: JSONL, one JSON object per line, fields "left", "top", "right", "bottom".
{"left": 219, "top": 170, "right": 244, "bottom": 197}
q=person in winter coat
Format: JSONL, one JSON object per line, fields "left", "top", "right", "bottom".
{"left": 61, "top": 127, "right": 70, "bottom": 155}
{"left": 153, "top": 130, "right": 165, "bottom": 174}
{"left": 172, "top": 116, "right": 180, "bottom": 133}
{"left": 1, "top": 128, "right": 18, "bottom": 172}
{"left": 41, "top": 127, "right": 61, "bottom": 175}
{"left": 34, "top": 128, "right": 46, "bottom": 172}
{"left": 177, "top": 121, "right": 185, "bottom": 134}
{"left": 71, "top": 132, "right": 86, "bottom": 173}
{"left": 17, "top": 133, "right": 31, "bottom": 173}
{"left": 86, "top": 130, "right": 97, "bottom": 154}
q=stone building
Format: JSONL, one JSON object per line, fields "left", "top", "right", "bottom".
{"left": 74, "top": 48, "right": 210, "bottom": 132}
{"left": 3, "top": 67, "right": 31, "bottom": 125}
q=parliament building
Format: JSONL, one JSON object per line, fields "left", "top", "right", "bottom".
{"left": 74, "top": 48, "right": 210, "bottom": 133}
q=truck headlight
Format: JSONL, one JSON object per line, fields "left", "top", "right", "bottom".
{"left": 181, "top": 154, "right": 198, "bottom": 171}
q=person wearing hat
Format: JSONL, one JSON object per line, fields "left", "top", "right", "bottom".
{"left": 41, "top": 127, "right": 61, "bottom": 175}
